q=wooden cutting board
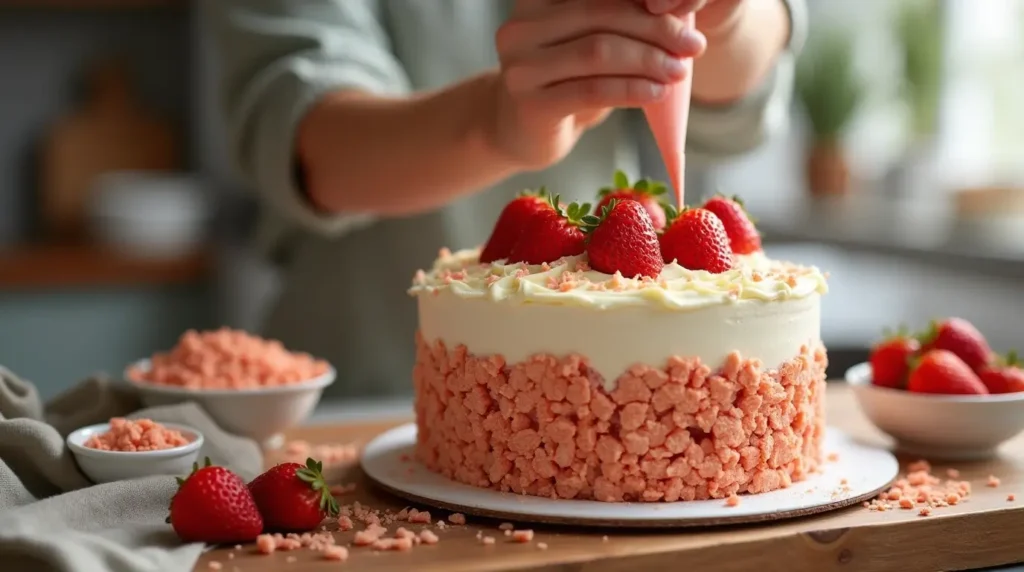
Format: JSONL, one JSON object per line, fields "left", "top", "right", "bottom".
{"left": 39, "top": 59, "right": 179, "bottom": 239}
{"left": 196, "top": 384, "right": 1024, "bottom": 572}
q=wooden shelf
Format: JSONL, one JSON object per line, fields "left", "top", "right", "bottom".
{"left": 0, "top": 242, "right": 210, "bottom": 290}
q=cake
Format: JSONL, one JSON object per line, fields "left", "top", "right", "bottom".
{"left": 408, "top": 181, "right": 829, "bottom": 503}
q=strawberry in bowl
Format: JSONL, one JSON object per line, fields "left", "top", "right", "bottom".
{"left": 846, "top": 317, "right": 1024, "bottom": 460}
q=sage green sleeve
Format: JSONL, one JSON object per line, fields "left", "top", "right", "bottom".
{"left": 205, "top": 0, "right": 408, "bottom": 238}
{"left": 687, "top": 0, "right": 808, "bottom": 163}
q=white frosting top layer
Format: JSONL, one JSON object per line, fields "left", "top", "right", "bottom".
{"left": 408, "top": 248, "right": 828, "bottom": 311}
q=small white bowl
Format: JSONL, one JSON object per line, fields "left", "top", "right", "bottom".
{"left": 67, "top": 422, "right": 204, "bottom": 484}
{"left": 845, "top": 362, "right": 1024, "bottom": 460}
{"left": 125, "top": 360, "right": 337, "bottom": 448}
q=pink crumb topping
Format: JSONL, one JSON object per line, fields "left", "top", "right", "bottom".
{"left": 988, "top": 475, "right": 1001, "bottom": 487}
{"left": 865, "top": 461, "right": 973, "bottom": 514}
{"left": 537, "top": 542, "right": 549, "bottom": 550}
{"left": 336, "top": 516, "right": 354, "bottom": 531}
{"left": 725, "top": 494, "right": 740, "bottom": 507}
{"left": 208, "top": 562, "right": 222, "bottom": 570}
{"left": 353, "top": 530, "right": 380, "bottom": 546}
{"left": 413, "top": 334, "right": 827, "bottom": 502}
{"left": 420, "top": 530, "right": 440, "bottom": 544}
{"left": 498, "top": 523, "right": 514, "bottom": 531}
{"left": 322, "top": 546, "right": 349, "bottom": 561}
{"left": 128, "top": 328, "right": 329, "bottom": 390}
{"left": 448, "top": 513, "right": 466, "bottom": 525}
{"left": 271, "top": 440, "right": 359, "bottom": 468}
{"left": 408, "top": 510, "right": 431, "bottom": 524}
{"left": 256, "top": 534, "right": 276, "bottom": 554}
{"left": 907, "top": 460, "right": 930, "bottom": 473}
{"left": 84, "top": 417, "right": 189, "bottom": 452}
{"left": 481, "top": 536, "right": 496, "bottom": 545}
{"left": 512, "top": 530, "right": 535, "bottom": 543}
{"left": 1008, "top": 494, "right": 1016, "bottom": 501}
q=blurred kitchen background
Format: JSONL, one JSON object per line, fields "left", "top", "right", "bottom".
{"left": 0, "top": 0, "right": 1021, "bottom": 400}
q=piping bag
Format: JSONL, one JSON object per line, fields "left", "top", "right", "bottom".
{"left": 642, "top": 12, "right": 695, "bottom": 208}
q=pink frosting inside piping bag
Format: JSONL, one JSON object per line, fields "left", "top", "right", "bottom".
{"left": 642, "top": 12, "right": 695, "bottom": 208}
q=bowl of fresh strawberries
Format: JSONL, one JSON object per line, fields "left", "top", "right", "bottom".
{"left": 846, "top": 317, "right": 1024, "bottom": 460}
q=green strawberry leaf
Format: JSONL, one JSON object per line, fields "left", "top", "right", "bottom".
{"left": 613, "top": 170, "right": 630, "bottom": 189}
{"left": 518, "top": 186, "right": 549, "bottom": 200}
{"left": 995, "top": 350, "right": 1020, "bottom": 368}
{"left": 296, "top": 457, "right": 339, "bottom": 517}
{"left": 880, "top": 324, "right": 913, "bottom": 341}
{"left": 648, "top": 181, "right": 668, "bottom": 196}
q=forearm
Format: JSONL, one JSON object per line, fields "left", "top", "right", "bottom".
{"left": 297, "top": 71, "right": 517, "bottom": 216}
{"left": 692, "top": 0, "right": 790, "bottom": 104}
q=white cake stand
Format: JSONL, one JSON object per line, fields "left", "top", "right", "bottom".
{"left": 361, "top": 424, "right": 898, "bottom": 527}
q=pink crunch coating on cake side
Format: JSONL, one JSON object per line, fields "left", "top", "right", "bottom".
{"left": 128, "top": 328, "right": 329, "bottom": 390}
{"left": 413, "top": 333, "right": 826, "bottom": 502}
{"left": 84, "top": 418, "right": 189, "bottom": 452}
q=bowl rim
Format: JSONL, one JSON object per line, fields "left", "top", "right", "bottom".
{"left": 844, "top": 361, "right": 1024, "bottom": 403}
{"left": 123, "top": 358, "right": 337, "bottom": 396}
{"left": 66, "top": 421, "right": 205, "bottom": 459}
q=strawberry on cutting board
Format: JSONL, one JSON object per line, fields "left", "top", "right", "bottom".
{"left": 585, "top": 199, "right": 664, "bottom": 279}
{"left": 479, "top": 188, "right": 553, "bottom": 263}
{"left": 907, "top": 349, "right": 989, "bottom": 395}
{"left": 168, "top": 458, "right": 264, "bottom": 544}
{"left": 702, "top": 195, "right": 762, "bottom": 255}
{"left": 978, "top": 351, "right": 1024, "bottom": 394}
{"left": 595, "top": 170, "right": 669, "bottom": 231}
{"left": 917, "top": 317, "right": 993, "bottom": 371}
{"left": 869, "top": 327, "right": 920, "bottom": 389}
{"left": 248, "top": 458, "right": 339, "bottom": 532}
{"left": 507, "top": 196, "right": 591, "bottom": 265}
{"left": 658, "top": 205, "right": 734, "bottom": 273}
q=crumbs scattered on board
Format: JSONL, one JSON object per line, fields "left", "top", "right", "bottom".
{"left": 860, "top": 459, "right": 1011, "bottom": 517}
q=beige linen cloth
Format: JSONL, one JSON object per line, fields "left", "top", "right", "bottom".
{"left": 0, "top": 366, "right": 263, "bottom": 572}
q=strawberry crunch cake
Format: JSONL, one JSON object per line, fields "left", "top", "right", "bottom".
{"left": 409, "top": 173, "right": 829, "bottom": 503}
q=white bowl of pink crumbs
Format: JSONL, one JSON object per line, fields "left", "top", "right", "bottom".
{"left": 125, "top": 328, "right": 336, "bottom": 448}
{"left": 846, "top": 362, "right": 1024, "bottom": 460}
{"left": 67, "top": 418, "right": 203, "bottom": 484}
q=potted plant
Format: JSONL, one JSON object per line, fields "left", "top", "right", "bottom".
{"left": 897, "top": 0, "right": 943, "bottom": 144}
{"left": 795, "top": 32, "right": 866, "bottom": 196}
{"left": 886, "top": 0, "right": 944, "bottom": 198}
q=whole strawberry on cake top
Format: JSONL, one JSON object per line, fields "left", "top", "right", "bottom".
{"left": 408, "top": 173, "right": 829, "bottom": 503}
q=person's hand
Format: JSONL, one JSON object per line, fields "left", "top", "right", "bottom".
{"left": 488, "top": 0, "right": 706, "bottom": 171}
{"left": 635, "top": 0, "right": 746, "bottom": 37}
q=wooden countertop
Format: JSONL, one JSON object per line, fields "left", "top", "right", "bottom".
{"left": 197, "top": 384, "right": 1024, "bottom": 572}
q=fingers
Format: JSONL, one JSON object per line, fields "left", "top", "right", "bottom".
{"left": 536, "top": 77, "right": 669, "bottom": 114}
{"left": 497, "top": 0, "right": 705, "bottom": 60}
{"left": 504, "top": 33, "right": 699, "bottom": 94}
{"left": 642, "top": 0, "right": 706, "bottom": 15}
